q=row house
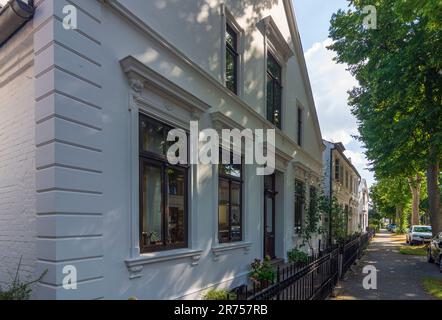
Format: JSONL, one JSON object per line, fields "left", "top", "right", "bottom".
{"left": 322, "top": 140, "right": 362, "bottom": 236}
{"left": 358, "top": 179, "right": 369, "bottom": 233}
{"left": 0, "top": 0, "right": 324, "bottom": 299}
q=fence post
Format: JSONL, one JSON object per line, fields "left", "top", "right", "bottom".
{"left": 276, "top": 265, "right": 280, "bottom": 300}
{"left": 338, "top": 245, "right": 343, "bottom": 279}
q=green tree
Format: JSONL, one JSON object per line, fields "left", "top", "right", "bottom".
{"left": 371, "top": 176, "right": 412, "bottom": 233}
{"left": 328, "top": 0, "right": 442, "bottom": 233}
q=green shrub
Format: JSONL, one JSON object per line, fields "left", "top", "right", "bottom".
{"left": 0, "top": 257, "right": 47, "bottom": 300}
{"left": 287, "top": 248, "right": 309, "bottom": 264}
{"left": 248, "top": 256, "right": 275, "bottom": 284}
{"left": 203, "top": 289, "right": 236, "bottom": 300}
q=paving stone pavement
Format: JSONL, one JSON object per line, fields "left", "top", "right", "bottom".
{"left": 332, "top": 229, "right": 442, "bottom": 300}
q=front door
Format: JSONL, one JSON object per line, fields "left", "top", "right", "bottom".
{"left": 264, "top": 175, "right": 277, "bottom": 259}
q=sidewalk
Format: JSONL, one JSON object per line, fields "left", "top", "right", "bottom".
{"left": 332, "top": 230, "right": 442, "bottom": 300}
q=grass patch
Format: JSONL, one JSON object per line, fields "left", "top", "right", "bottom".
{"left": 422, "top": 277, "right": 442, "bottom": 300}
{"left": 399, "top": 245, "right": 427, "bottom": 256}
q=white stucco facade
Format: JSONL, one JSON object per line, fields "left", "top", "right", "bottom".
{"left": 0, "top": 0, "right": 325, "bottom": 300}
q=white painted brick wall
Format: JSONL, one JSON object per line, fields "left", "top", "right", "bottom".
{"left": 0, "top": 64, "right": 36, "bottom": 288}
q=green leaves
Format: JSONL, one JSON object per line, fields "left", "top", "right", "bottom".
{"left": 329, "top": 0, "right": 442, "bottom": 180}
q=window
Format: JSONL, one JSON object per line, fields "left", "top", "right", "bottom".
{"left": 340, "top": 164, "right": 344, "bottom": 184}
{"left": 350, "top": 175, "right": 353, "bottom": 192}
{"left": 139, "top": 114, "right": 188, "bottom": 252}
{"left": 345, "top": 171, "right": 349, "bottom": 189}
{"left": 297, "top": 107, "right": 303, "bottom": 146}
{"left": 267, "top": 52, "right": 282, "bottom": 129}
{"left": 309, "top": 186, "right": 317, "bottom": 222}
{"left": 294, "top": 180, "right": 305, "bottom": 233}
{"left": 225, "top": 24, "right": 239, "bottom": 94}
{"left": 334, "top": 159, "right": 340, "bottom": 181}
{"left": 218, "top": 150, "right": 243, "bottom": 243}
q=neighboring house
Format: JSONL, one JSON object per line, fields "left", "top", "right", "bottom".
{"left": 358, "top": 179, "right": 369, "bottom": 233}
{"left": 0, "top": 0, "right": 324, "bottom": 299}
{"left": 322, "top": 140, "right": 361, "bottom": 236}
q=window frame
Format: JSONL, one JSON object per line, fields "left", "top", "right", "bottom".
{"left": 294, "top": 179, "right": 305, "bottom": 233}
{"left": 334, "top": 159, "right": 340, "bottom": 181}
{"left": 218, "top": 151, "right": 243, "bottom": 244}
{"left": 297, "top": 106, "right": 303, "bottom": 147}
{"left": 139, "top": 113, "right": 189, "bottom": 253}
{"left": 221, "top": 5, "right": 244, "bottom": 98}
{"left": 266, "top": 51, "right": 283, "bottom": 129}
{"left": 225, "top": 23, "right": 239, "bottom": 94}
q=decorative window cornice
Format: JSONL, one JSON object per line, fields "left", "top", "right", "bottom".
{"left": 259, "top": 16, "right": 294, "bottom": 62}
{"left": 120, "top": 55, "right": 211, "bottom": 116}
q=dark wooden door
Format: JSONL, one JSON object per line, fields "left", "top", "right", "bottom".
{"left": 264, "top": 175, "right": 277, "bottom": 259}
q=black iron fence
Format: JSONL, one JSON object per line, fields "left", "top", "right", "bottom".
{"left": 230, "top": 231, "right": 375, "bottom": 301}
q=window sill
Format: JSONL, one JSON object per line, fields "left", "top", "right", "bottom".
{"left": 125, "top": 248, "right": 203, "bottom": 279}
{"left": 211, "top": 242, "right": 252, "bottom": 260}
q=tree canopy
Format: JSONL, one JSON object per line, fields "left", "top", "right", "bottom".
{"left": 328, "top": 0, "right": 442, "bottom": 233}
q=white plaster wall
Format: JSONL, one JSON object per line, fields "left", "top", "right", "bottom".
{"left": 25, "top": 0, "right": 325, "bottom": 299}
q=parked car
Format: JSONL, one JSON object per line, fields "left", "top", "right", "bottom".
{"left": 387, "top": 224, "right": 396, "bottom": 232}
{"left": 427, "top": 232, "right": 442, "bottom": 273}
{"left": 406, "top": 225, "right": 432, "bottom": 245}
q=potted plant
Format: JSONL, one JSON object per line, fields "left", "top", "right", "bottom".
{"left": 248, "top": 256, "right": 276, "bottom": 290}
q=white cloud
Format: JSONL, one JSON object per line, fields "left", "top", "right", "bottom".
{"left": 305, "top": 39, "right": 375, "bottom": 188}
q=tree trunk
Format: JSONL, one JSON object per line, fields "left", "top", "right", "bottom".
{"left": 408, "top": 174, "right": 421, "bottom": 226}
{"left": 427, "top": 159, "right": 441, "bottom": 235}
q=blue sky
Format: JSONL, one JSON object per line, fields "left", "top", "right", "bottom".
{"left": 293, "top": 0, "right": 375, "bottom": 188}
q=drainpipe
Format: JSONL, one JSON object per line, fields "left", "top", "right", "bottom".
{"left": 329, "top": 146, "right": 334, "bottom": 247}
{"left": 0, "top": 0, "right": 35, "bottom": 47}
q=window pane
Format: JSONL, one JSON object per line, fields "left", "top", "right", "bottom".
{"left": 226, "top": 50, "right": 236, "bottom": 93}
{"left": 231, "top": 182, "right": 241, "bottom": 205}
{"left": 268, "top": 54, "right": 281, "bottom": 80}
{"left": 264, "top": 174, "right": 274, "bottom": 191}
{"left": 274, "top": 83, "right": 282, "bottom": 128}
{"left": 226, "top": 25, "right": 237, "bottom": 50}
{"left": 267, "top": 75, "right": 274, "bottom": 122}
{"left": 141, "top": 163, "right": 163, "bottom": 248}
{"left": 294, "top": 180, "right": 304, "bottom": 232}
{"left": 231, "top": 205, "right": 241, "bottom": 241}
{"left": 218, "top": 180, "right": 229, "bottom": 242}
{"left": 219, "top": 149, "right": 241, "bottom": 178}
{"left": 266, "top": 197, "right": 273, "bottom": 233}
{"left": 166, "top": 168, "right": 186, "bottom": 246}
{"left": 140, "top": 116, "right": 165, "bottom": 155}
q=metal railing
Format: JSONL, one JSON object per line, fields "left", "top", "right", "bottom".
{"left": 230, "top": 231, "right": 375, "bottom": 301}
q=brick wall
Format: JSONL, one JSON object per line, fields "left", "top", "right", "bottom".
{"left": 0, "top": 46, "right": 36, "bottom": 288}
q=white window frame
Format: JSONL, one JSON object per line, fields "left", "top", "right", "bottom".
{"left": 120, "top": 56, "right": 210, "bottom": 278}
{"left": 220, "top": 4, "right": 245, "bottom": 98}
{"left": 210, "top": 112, "right": 252, "bottom": 259}
{"left": 260, "top": 16, "right": 293, "bottom": 130}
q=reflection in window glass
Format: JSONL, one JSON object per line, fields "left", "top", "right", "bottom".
{"left": 226, "top": 24, "right": 238, "bottom": 94}
{"left": 140, "top": 117, "right": 165, "bottom": 155}
{"left": 141, "top": 163, "right": 163, "bottom": 248}
{"left": 166, "top": 168, "right": 185, "bottom": 246}
{"left": 139, "top": 114, "right": 188, "bottom": 253}
{"left": 218, "top": 180, "right": 230, "bottom": 243}
{"left": 266, "top": 52, "right": 282, "bottom": 128}
{"left": 218, "top": 151, "right": 242, "bottom": 243}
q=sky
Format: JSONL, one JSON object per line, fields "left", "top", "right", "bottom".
{"left": 293, "top": 0, "right": 375, "bottom": 188}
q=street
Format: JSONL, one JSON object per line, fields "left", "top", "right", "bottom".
{"left": 333, "top": 230, "right": 442, "bottom": 300}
